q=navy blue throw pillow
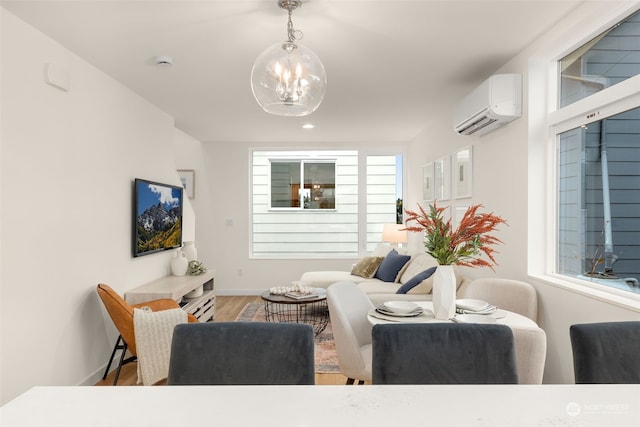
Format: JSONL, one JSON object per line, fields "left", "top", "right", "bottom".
{"left": 374, "top": 249, "right": 411, "bottom": 282}
{"left": 396, "top": 266, "right": 437, "bottom": 294}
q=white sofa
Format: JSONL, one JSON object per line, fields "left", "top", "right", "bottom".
{"left": 299, "top": 245, "right": 471, "bottom": 307}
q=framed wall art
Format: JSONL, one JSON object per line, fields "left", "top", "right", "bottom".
{"left": 433, "top": 155, "right": 451, "bottom": 201}
{"left": 178, "top": 169, "right": 195, "bottom": 199}
{"left": 422, "top": 162, "right": 434, "bottom": 202}
{"left": 453, "top": 146, "right": 472, "bottom": 199}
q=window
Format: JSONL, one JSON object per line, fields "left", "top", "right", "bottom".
{"left": 553, "top": 9, "right": 640, "bottom": 294}
{"left": 252, "top": 150, "right": 402, "bottom": 258}
{"left": 270, "top": 160, "right": 335, "bottom": 209}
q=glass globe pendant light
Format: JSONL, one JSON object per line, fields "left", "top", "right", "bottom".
{"left": 251, "top": 0, "right": 327, "bottom": 116}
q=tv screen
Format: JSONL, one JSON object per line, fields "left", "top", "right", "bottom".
{"left": 133, "top": 178, "right": 183, "bottom": 257}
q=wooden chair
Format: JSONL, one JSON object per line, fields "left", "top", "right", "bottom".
{"left": 96, "top": 283, "right": 198, "bottom": 385}
{"left": 167, "top": 322, "right": 315, "bottom": 385}
{"left": 372, "top": 323, "right": 519, "bottom": 384}
{"left": 570, "top": 321, "right": 640, "bottom": 384}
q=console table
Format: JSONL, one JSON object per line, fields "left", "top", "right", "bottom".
{"left": 125, "top": 270, "right": 216, "bottom": 322}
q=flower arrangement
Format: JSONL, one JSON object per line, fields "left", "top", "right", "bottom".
{"left": 404, "top": 202, "right": 507, "bottom": 270}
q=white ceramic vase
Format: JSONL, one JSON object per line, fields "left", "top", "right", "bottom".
{"left": 170, "top": 251, "right": 188, "bottom": 276}
{"left": 432, "top": 265, "right": 457, "bottom": 320}
{"left": 183, "top": 241, "right": 198, "bottom": 262}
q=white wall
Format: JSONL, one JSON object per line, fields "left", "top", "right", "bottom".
{"left": 404, "top": 0, "right": 640, "bottom": 385}
{"left": 0, "top": 11, "right": 188, "bottom": 404}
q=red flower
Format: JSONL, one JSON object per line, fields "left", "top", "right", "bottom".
{"left": 404, "top": 202, "right": 507, "bottom": 270}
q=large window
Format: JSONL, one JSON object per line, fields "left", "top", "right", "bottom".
{"left": 252, "top": 150, "right": 402, "bottom": 258}
{"left": 553, "top": 8, "right": 640, "bottom": 294}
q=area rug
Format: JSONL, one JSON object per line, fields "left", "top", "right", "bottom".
{"left": 234, "top": 303, "right": 340, "bottom": 374}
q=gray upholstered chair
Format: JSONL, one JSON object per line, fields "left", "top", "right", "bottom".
{"left": 167, "top": 322, "right": 315, "bottom": 385}
{"left": 570, "top": 321, "right": 640, "bottom": 384}
{"left": 460, "top": 278, "right": 538, "bottom": 321}
{"left": 326, "top": 281, "right": 375, "bottom": 384}
{"left": 372, "top": 323, "right": 519, "bottom": 384}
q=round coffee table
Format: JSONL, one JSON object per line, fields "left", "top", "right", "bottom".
{"left": 260, "top": 289, "right": 329, "bottom": 336}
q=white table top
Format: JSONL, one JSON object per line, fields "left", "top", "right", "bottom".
{"left": 2, "top": 385, "right": 639, "bottom": 426}
{"left": 368, "top": 301, "right": 538, "bottom": 330}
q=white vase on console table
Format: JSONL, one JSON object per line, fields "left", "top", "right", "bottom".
{"left": 432, "top": 265, "right": 456, "bottom": 320}
{"left": 170, "top": 251, "right": 188, "bottom": 276}
{"left": 183, "top": 241, "right": 198, "bottom": 262}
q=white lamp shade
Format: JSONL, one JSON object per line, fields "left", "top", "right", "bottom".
{"left": 382, "top": 224, "right": 408, "bottom": 244}
{"left": 251, "top": 41, "right": 327, "bottom": 116}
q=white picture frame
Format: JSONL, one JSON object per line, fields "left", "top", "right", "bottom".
{"left": 433, "top": 155, "right": 451, "bottom": 201}
{"left": 453, "top": 146, "right": 472, "bottom": 199}
{"left": 178, "top": 169, "right": 195, "bottom": 199}
{"left": 422, "top": 162, "right": 434, "bottom": 202}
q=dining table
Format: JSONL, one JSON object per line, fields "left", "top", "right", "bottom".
{"left": 367, "top": 300, "right": 538, "bottom": 329}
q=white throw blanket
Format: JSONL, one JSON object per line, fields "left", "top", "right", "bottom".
{"left": 134, "top": 307, "right": 187, "bottom": 385}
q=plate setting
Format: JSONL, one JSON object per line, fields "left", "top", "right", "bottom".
{"left": 376, "top": 301, "right": 424, "bottom": 317}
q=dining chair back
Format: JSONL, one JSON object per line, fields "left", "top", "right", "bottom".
{"left": 326, "top": 281, "right": 375, "bottom": 384}
{"left": 460, "top": 278, "right": 538, "bottom": 321}
{"left": 167, "top": 322, "right": 315, "bottom": 385}
{"left": 512, "top": 326, "right": 547, "bottom": 384}
{"left": 372, "top": 323, "right": 519, "bottom": 384}
{"left": 570, "top": 321, "right": 640, "bottom": 384}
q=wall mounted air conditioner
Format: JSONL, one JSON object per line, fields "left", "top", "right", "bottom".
{"left": 454, "top": 73, "right": 522, "bottom": 136}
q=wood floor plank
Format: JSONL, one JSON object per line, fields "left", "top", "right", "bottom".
{"left": 96, "top": 295, "right": 350, "bottom": 386}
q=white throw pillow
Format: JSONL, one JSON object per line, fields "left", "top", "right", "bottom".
{"left": 400, "top": 253, "right": 439, "bottom": 284}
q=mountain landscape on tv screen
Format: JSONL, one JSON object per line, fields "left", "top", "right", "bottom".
{"left": 136, "top": 203, "right": 181, "bottom": 254}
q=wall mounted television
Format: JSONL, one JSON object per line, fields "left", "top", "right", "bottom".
{"left": 133, "top": 178, "right": 183, "bottom": 257}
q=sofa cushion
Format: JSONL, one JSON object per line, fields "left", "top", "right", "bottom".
{"left": 399, "top": 252, "right": 439, "bottom": 284}
{"left": 374, "top": 249, "right": 412, "bottom": 282}
{"left": 396, "top": 266, "right": 437, "bottom": 294}
{"left": 358, "top": 280, "right": 402, "bottom": 295}
{"left": 350, "top": 256, "right": 385, "bottom": 278}
{"left": 299, "top": 271, "right": 371, "bottom": 288}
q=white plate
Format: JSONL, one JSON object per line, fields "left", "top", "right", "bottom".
{"left": 376, "top": 306, "right": 424, "bottom": 317}
{"left": 456, "top": 299, "right": 489, "bottom": 312}
{"left": 383, "top": 301, "right": 419, "bottom": 314}
{"left": 453, "top": 313, "right": 497, "bottom": 324}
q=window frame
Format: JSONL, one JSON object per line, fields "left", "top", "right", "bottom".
{"left": 268, "top": 158, "right": 337, "bottom": 211}
{"left": 533, "top": 4, "right": 640, "bottom": 306}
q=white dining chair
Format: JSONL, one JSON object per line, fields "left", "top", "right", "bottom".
{"left": 326, "top": 281, "right": 374, "bottom": 384}
{"left": 460, "top": 278, "right": 538, "bottom": 321}
{"left": 512, "top": 326, "right": 547, "bottom": 384}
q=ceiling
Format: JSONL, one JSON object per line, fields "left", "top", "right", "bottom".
{"left": 2, "top": 0, "right": 581, "bottom": 144}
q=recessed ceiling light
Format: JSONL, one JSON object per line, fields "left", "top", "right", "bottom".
{"left": 302, "top": 123, "right": 315, "bottom": 129}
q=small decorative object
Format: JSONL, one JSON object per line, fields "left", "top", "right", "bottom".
{"left": 170, "top": 251, "right": 188, "bottom": 276}
{"left": 269, "top": 281, "right": 314, "bottom": 297}
{"left": 187, "top": 260, "right": 207, "bottom": 276}
{"left": 404, "top": 202, "right": 507, "bottom": 319}
{"left": 182, "top": 241, "right": 198, "bottom": 262}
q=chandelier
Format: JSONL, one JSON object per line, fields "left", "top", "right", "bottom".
{"left": 250, "top": 0, "right": 327, "bottom": 116}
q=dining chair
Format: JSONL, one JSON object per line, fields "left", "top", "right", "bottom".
{"left": 570, "top": 321, "right": 640, "bottom": 384}
{"left": 326, "top": 281, "right": 375, "bottom": 384}
{"left": 512, "top": 326, "right": 547, "bottom": 384}
{"left": 96, "top": 283, "right": 198, "bottom": 385}
{"left": 167, "top": 322, "right": 315, "bottom": 385}
{"left": 460, "top": 277, "right": 538, "bottom": 321}
{"left": 372, "top": 323, "right": 519, "bottom": 384}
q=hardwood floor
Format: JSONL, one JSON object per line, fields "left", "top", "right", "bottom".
{"left": 96, "top": 295, "right": 350, "bottom": 386}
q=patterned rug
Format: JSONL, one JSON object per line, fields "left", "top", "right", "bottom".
{"left": 234, "top": 303, "right": 340, "bottom": 374}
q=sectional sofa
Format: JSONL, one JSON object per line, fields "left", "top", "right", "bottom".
{"left": 299, "top": 245, "right": 470, "bottom": 306}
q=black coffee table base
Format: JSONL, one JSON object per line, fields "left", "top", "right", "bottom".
{"left": 261, "top": 291, "right": 329, "bottom": 336}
